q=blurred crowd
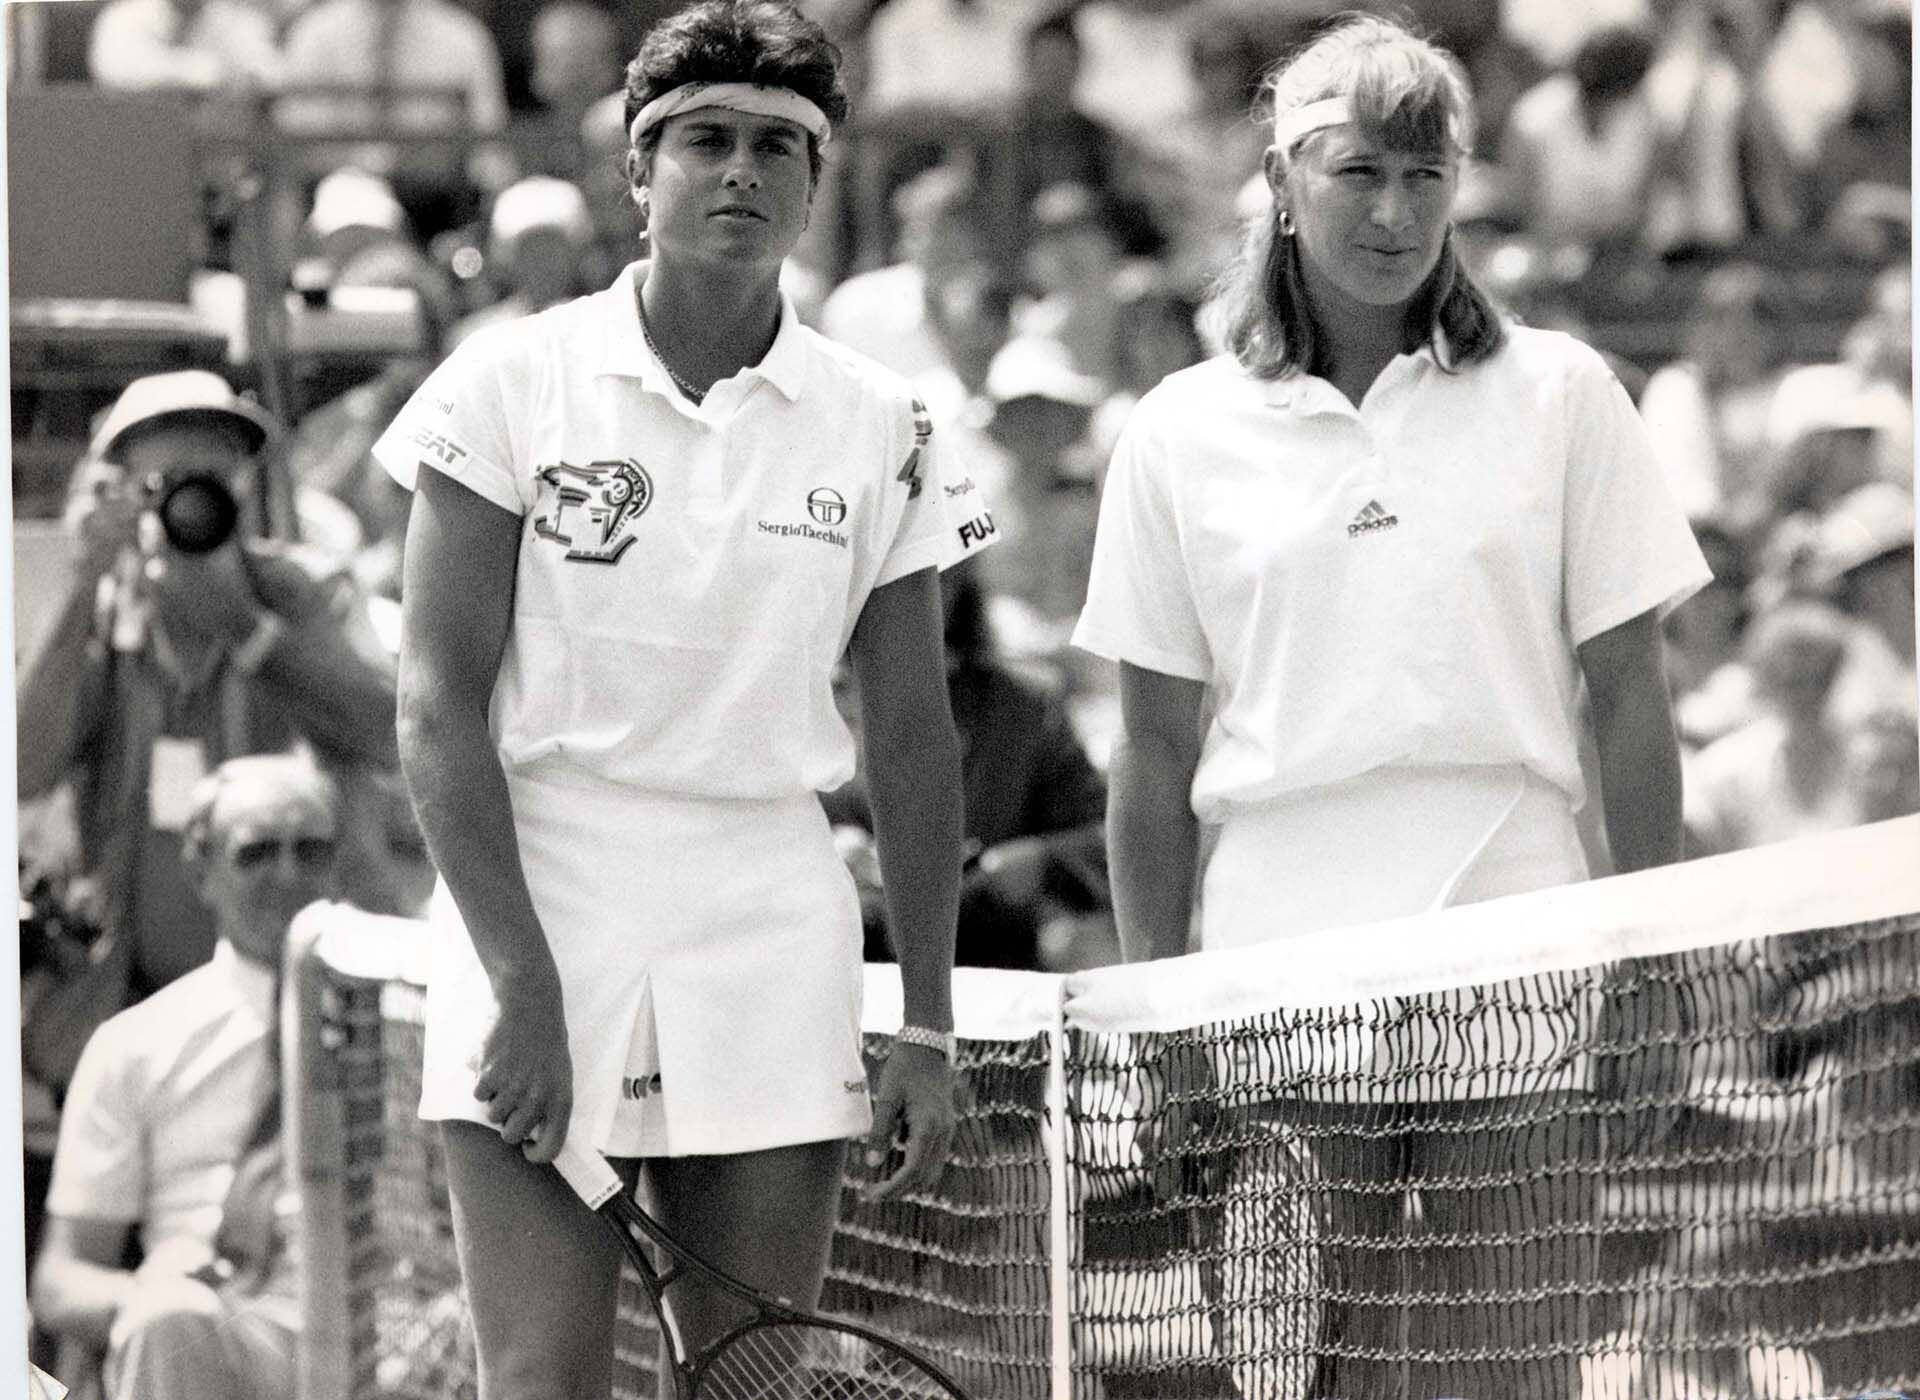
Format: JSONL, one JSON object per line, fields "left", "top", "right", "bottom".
{"left": 8, "top": 1, "right": 1915, "bottom": 1389}
{"left": 13, "top": 0, "right": 1916, "bottom": 976}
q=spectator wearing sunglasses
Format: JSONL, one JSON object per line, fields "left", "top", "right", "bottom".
{"left": 30, "top": 754, "right": 340, "bottom": 1400}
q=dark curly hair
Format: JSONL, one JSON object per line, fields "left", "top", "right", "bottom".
{"left": 624, "top": 0, "right": 850, "bottom": 185}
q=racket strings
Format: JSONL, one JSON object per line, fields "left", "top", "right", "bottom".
{"left": 601, "top": 1200, "right": 967, "bottom": 1399}
{"left": 696, "top": 1321, "right": 960, "bottom": 1399}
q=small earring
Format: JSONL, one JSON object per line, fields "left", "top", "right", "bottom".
{"left": 1278, "top": 208, "right": 1296, "bottom": 237}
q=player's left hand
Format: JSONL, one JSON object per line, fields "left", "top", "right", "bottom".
{"left": 861, "top": 1043, "right": 956, "bottom": 1203}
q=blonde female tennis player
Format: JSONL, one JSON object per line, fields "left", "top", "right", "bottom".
{"left": 1071, "top": 16, "right": 1710, "bottom": 1396}
{"left": 1076, "top": 12, "right": 1709, "bottom": 960}
{"left": 375, "top": 3, "right": 994, "bottom": 1393}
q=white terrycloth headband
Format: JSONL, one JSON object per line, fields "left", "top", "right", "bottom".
{"left": 1271, "top": 97, "right": 1353, "bottom": 152}
{"left": 628, "top": 82, "right": 831, "bottom": 147}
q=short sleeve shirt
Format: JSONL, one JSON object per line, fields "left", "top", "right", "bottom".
{"left": 373, "top": 262, "right": 996, "bottom": 799}
{"left": 46, "top": 943, "right": 276, "bottom": 1279}
{"left": 1073, "top": 327, "right": 1711, "bottom": 823}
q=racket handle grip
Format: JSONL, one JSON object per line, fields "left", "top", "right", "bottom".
{"left": 552, "top": 1135, "right": 625, "bottom": 1210}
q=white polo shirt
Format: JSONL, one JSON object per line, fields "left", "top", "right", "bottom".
{"left": 47, "top": 942, "right": 275, "bottom": 1279}
{"left": 374, "top": 262, "right": 996, "bottom": 800}
{"left": 1073, "top": 325, "right": 1711, "bottom": 824}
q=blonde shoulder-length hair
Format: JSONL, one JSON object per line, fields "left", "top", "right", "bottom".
{"left": 1206, "top": 13, "right": 1506, "bottom": 381}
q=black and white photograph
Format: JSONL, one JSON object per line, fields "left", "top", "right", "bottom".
{"left": 5, "top": 0, "right": 1917, "bottom": 1395}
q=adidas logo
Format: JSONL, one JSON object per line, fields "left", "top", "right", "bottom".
{"left": 1347, "top": 499, "right": 1399, "bottom": 537}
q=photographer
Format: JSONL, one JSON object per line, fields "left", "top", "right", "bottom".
{"left": 17, "top": 371, "right": 399, "bottom": 1088}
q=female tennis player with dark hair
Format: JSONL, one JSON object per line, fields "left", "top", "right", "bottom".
{"left": 1072, "top": 15, "right": 1711, "bottom": 1395}
{"left": 375, "top": 2, "right": 994, "bottom": 1394}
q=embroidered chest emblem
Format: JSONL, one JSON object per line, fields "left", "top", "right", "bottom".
{"left": 1347, "top": 499, "right": 1399, "bottom": 538}
{"left": 533, "top": 459, "right": 654, "bottom": 563}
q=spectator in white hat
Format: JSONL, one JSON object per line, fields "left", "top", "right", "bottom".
{"left": 1812, "top": 481, "right": 1918, "bottom": 730}
{"left": 971, "top": 334, "right": 1107, "bottom": 660}
{"left": 1820, "top": 483, "right": 1916, "bottom": 663}
{"left": 1767, "top": 262, "right": 1913, "bottom": 494}
{"left": 17, "top": 371, "right": 399, "bottom": 1098}
{"left": 449, "top": 175, "right": 597, "bottom": 348}
{"left": 1766, "top": 392, "right": 1904, "bottom": 521}
{"left": 302, "top": 166, "right": 414, "bottom": 271}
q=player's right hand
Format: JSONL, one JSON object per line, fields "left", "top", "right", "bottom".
{"left": 472, "top": 967, "right": 573, "bottom": 1165}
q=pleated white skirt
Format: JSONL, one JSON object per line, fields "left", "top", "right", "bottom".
{"left": 417, "top": 758, "right": 871, "bottom": 1157}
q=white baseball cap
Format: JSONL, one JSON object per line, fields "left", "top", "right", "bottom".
{"left": 307, "top": 166, "right": 409, "bottom": 242}
{"left": 985, "top": 336, "right": 1108, "bottom": 408}
{"left": 489, "top": 176, "right": 594, "bottom": 249}
{"left": 1769, "top": 364, "right": 1909, "bottom": 448}
{"left": 90, "top": 370, "right": 278, "bottom": 462}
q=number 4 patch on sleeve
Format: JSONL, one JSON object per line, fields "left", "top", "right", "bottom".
{"left": 896, "top": 398, "right": 932, "bottom": 499}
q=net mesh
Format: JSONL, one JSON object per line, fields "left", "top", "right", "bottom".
{"left": 820, "top": 1032, "right": 1054, "bottom": 1400}
{"left": 1065, "top": 916, "right": 1920, "bottom": 1398}
{"left": 292, "top": 823, "right": 1920, "bottom": 1400}
{"left": 293, "top": 955, "right": 665, "bottom": 1400}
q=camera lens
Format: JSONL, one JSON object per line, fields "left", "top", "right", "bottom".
{"left": 157, "top": 472, "right": 240, "bottom": 554}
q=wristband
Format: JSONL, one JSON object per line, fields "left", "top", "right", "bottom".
{"left": 230, "top": 611, "right": 287, "bottom": 676}
{"left": 895, "top": 1025, "right": 956, "bottom": 1061}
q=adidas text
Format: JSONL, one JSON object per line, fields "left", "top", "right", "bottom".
{"left": 1347, "top": 500, "right": 1399, "bottom": 537}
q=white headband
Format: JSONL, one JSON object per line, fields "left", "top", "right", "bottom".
{"left": 629, "top": 81, "right": 831, "bottom": 148}
{"left": 1272, "top": 97, "right": 1353, "bottom": 152}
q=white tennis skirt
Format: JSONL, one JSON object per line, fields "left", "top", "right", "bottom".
{"left": 1200, "top": 763, "right": 1590, "bottom": 951}
{"left": 417, "top": 758, "right": 872, "bottom": 1157}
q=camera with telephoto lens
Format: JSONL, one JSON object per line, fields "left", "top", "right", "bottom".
{"left": 142, "top": 469, "right": 242, "bottom": 554}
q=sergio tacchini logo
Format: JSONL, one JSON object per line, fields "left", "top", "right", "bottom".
{"left": 807, "top": 487, "right": 847, "bottom": 526}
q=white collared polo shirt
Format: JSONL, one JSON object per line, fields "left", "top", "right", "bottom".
{"left": 1073, "top": 326, "right": 1712, "bottom": 823}
{"left": 373, "top": 262, "right": 997, "bottom": 800}
{"left": 48, "top": 941, "right": 275, "bottom": 1279}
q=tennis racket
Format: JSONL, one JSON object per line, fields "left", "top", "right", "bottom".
{"left": 552, "top": 1138, "right": 974, "bottom": 1400}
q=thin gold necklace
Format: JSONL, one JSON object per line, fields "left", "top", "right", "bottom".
{"left": 637, "top": 292, "right": 706, "bottom": 404}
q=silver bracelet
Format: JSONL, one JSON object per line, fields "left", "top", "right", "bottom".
{"left": 894, "top": 1025, "right": 956, "bottom": 1061}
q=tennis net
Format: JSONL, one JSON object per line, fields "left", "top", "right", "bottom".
{"left": 290, "top": 815, "right": 1920, "bottom": 1399}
